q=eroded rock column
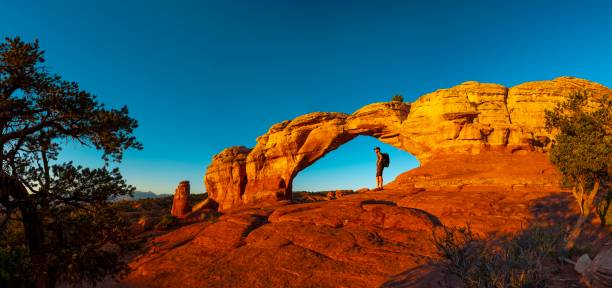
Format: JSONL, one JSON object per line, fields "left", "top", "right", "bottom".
{"left": 171, "top": 180, "right": 191, "bottom": 218}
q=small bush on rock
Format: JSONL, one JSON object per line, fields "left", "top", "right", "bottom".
{"left": 432, "top": 225, "right": 564, "bottom": 288}
{"left": 391, "top": 94, "right": 404, "bottom": 102}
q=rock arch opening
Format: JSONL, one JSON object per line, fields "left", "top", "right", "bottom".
{"left": 205, "top": 77, "right": 610, "bottom": 211}
{"left": 205, "top": 101, "right": 413, "bottom": 210}
{"left": 292, "top": 135, "right": 419, "bottom": 192}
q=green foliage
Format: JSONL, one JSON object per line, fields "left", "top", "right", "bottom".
{"left": 0, "top": 245, "right": 32, "bottom": 287}
{"left": 545, "top": 91, "right": 611, "bottom": 189}
{"left": 544, "top": 91, "right": 610, "bottom": 249}
{"left": 46, "top": 206, "right": 135, "bottom": 285}
{"left": 391, "top": 94, "right": 404, "bottom": 102}
{"left": 0, "top": 166, "right": 137, "bottom": 287}
{"left": 0, "top": 37, "right": 142, "bottom": 287}
{"left": 545, "top": 91, "right": 611, "bottom": 224}
{"left": 433, "top": 225, "right": 564, "bottom": 288}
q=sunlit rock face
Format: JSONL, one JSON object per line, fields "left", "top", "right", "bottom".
{"left": 171, "top": 181, "right": 191, "bottom": 218}
{"left": 204, "top": 146, "right": 251, "bottom": 211}
{"left": 204, "top": 77, "right": 611, "bottom": 211}
{"left": 205, "top": 102, "right": 409, "bottom": 210}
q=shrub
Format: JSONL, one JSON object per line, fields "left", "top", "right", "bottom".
{"left": 544, "top": 91, "right": 611, "bottom": 249}
{"left": 391, "top": 94, "right": 404, "bottom": 102}
{"left": 154, "top": 215, "right": 177, "bottom": 231}
{"left": 432, "top": 225, "right": 564, "bottom": 288}
{"left": 0, "top": 245, "right": 32, "bottom": 287}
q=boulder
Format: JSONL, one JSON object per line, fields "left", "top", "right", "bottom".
{"left": 576, "top": 247, "right": 612, "bottom": 288}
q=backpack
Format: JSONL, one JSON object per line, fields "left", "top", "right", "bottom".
{"left": 381, "top": 153, "right": 390, "bottom": 167}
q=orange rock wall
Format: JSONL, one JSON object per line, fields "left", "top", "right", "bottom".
{"left": 205, "top": 77, "right": 611, "bottom": 210}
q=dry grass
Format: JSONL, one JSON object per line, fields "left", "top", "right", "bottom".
{"left": 433, "top": 225, "right": 565, "bottom": 288}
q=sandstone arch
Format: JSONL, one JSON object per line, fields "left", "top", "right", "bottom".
{"left": 204, "top": 77, "right": 611, "bottom": 211}
{"left": 205, "top": 101, "right": 410, "bottom": 210}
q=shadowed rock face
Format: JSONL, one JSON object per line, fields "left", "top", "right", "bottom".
{"left": 205, "top": 77, "right": 611, "bottom": 211}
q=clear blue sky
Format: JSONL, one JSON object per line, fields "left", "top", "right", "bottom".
{"left": 2, "top": 0, "right": 611, "bottom": 194}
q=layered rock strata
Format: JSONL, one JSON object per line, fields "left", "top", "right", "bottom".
{"left": 205, "top": 77, "right": 611, "bottom": 211}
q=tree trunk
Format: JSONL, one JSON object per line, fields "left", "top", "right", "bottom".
{"left": 0, "top": 174, "right": 49, "bottom": 287}
{"left": 584, "top": 178, "right": 601, "bottom": 216}
{"left": 21, "top": 203, "right": 49, "bottom": 288}
{"left": 599, "top": 198, "right": 610, "bottom": 228}
{"left": 566, "top": 178, "right": 602, "bottom": 251}
{"left": 565, "top": 214, "right": 587, "bottom": 252}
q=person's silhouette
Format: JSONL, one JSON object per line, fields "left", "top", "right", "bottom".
{"left": 374, "top": 147, "right": 384, "bottom": 191}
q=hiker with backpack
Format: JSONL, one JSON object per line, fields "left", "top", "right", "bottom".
{"left": 374, "top": 147, "right": 389, "bottom": 191}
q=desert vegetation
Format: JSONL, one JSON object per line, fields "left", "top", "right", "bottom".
{"left": 433, "top": 225, "right": 565, "bottom": 288}
{"left": 544, "top": 91, "right": 611, "bottom": 249}
{"left": 429, "top": 91, "right": 611, "bottom": 287}
{"left": 0, "top": 37, "right": 141, "bottom": 287}
{"left": 391, "top": 94, "right": 404, "bottom": 102}
{"left": 111, "top": 193, "right": 207, "bottom": 231}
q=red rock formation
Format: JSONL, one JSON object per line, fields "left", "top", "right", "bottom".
{"left": 204, "top": 77, "right": 611, "bottom": 211}
{"left": 387, "top": 151, "right": 561, "bottom": 192}
{"left": 171, "top": 181, "right": 191, "bottom": 218}
{"left": 120, "top": 77, "right": 611, "bottom": 287}
{"left": 204, "top": 146, "right": 250, "bottom": 210}
{"left": 123, "top": 160, "right": 594, "bottom": 287}
{"left": 205, "top": 102, "right": 409, "bottom": 210}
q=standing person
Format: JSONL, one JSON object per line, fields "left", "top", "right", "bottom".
{"left": 374, "top": 147, "right": 384, "bottom": 191}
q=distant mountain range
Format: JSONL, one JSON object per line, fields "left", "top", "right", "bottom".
{"left": 112, "top": 191, "right": 171, "bottom": 201}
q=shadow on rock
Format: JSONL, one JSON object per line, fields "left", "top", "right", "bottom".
{"left": 381, "top": 262, "right": 460, "bottom": 288}
{"left": 382, "top": 192, "right": 591, "bottom": 287}
{"left": 529, "top": 192, "right": 576, "bottom": 225}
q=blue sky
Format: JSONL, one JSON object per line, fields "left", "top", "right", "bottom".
{"left": 2, "top": 0, "right": 611, "bottom": 194}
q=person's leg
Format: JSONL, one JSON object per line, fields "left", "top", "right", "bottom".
{"left": 375, "top": 166, "right": 381, "bottom": 190}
